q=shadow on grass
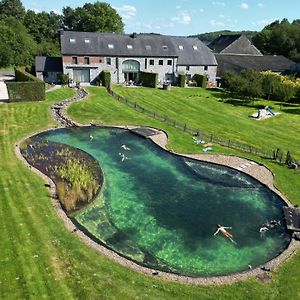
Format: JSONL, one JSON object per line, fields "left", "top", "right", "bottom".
{"left": 218, "top": 98, "right": 267, "bottom": 109}
{"left": 281, "top": 108, "right": 300, "bottom": 115}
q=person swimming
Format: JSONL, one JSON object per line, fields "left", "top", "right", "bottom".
{"left": 121, "top": 144, "right": 131, "bottom": 151}
{"left": 119, "top": 152, "right": 127, "bottom": 162}
{"left": 89, "top": 135, "right": 94, "bottom": 141}
{"left": 214, "top": 224, "right": 235, "bottom": 243}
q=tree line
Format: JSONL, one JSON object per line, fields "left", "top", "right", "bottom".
{"left": 0, "top": 0, "right": 124, "bottom": 68}
{"left": 1, "top": 0, "right": 300, "bottom": 69}
{"left": 222, "top": 70, "right": 300, "bottom": 105}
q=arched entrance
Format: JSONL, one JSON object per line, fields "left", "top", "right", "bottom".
{"left": 122, "top": 60, "right": 140, "bottom": 83}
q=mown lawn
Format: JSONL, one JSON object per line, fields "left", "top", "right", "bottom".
{"left": 112, "top": 85, "right": 300, "bottom": 159}
{"left": 1, "top": 86, "right": 300, "bottom": 299}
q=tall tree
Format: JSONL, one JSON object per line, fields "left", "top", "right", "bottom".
{"left": 0, "top": 17, "right": 37, "bottom": 66}
{"left": 63, "top": 1, "right": 124, "bottom": 33}
{"left": 0, "top": 0, "right": 25, "bottom": 20}
{"left": 24, "top": 10, "right": 63, "bottom": 43}
{"left": 253, "top": 19, "right": 300, "bottom": 62}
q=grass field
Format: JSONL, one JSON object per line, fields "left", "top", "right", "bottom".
{"left": 1, "top": 86, "right": 300, "bottom": 299}
{"left": 112, "top": 85, "right": 300, "bottom": 159}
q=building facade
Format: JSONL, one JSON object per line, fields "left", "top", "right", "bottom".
{"left": 60, "top": 31, "right": 217, "bottom": 85}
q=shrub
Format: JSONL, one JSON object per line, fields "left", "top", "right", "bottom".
{"left": 7, "top": 81, "right": 45, "bottom": 101}
{"left": 140, "top": 71, "right": 158, "bottom": 88}
{"left": 58, "top": 74, "right": 69, "bottom": 85}
{"left": 193, "top": 74, "right": 207, "bottom": 88}
{"left": 15, "top": 67, "right": 41, "bottom": 82}
{"left": 178, "top": 73, "right": 186, "bottom": 87}
{"left": 100, "top": 70, "right": 111, "bottom": 88}
{"left": 6, "top": 67, "right": 46, "bottom": 101}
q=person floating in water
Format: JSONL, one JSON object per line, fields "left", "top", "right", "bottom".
{"left": 214, "top": 224, "right": 236, "bottom": 243}
{"left": 119, "top": 152, "right": 127, "bottom": 162}
{"left": 259, "top": 224, "right": 269, "bottom": 238}
{"left": 89, "top": 135, "right": 94, "bottom": 141}
{"left": 121, "top": 144, "right": 131, "bottom": 151}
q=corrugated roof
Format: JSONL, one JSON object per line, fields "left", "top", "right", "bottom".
{"left": 35, "top": 56, "right": 63, "bottom": 72}
{"left": 216, "top": 54, "right": 295, "bottom": 76}
{"left": 60, "top": 31, "right": 217, "bottom": 66}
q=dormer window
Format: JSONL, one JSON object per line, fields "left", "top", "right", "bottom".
{"left": 178, "top": 45, "right": 184, "bottom": 50}
{"left": 84, "top": 39, "right": 90, "bottom": 44}
{"left": 108, "top": 44, "right": 114, "bottom": 49}
{"left": 145, "top": 45, "right": 152, "bottom": 50}
{"left": 127, "top": 45, "right": 133, "bottom": 49}
{"left": 162, "top": 45, "right": 168, "bottom": 51}
{"left": 70, "top": 38, "right": 76, "bottom": 43}
{"left": 193, "top": 45, "right": 198, "bottom": 50}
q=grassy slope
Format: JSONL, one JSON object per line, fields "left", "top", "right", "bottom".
{"left": 1, "top": 86, "right": 300, "bottom": 299}
{"left": 112, "top": 86, "right": 300, "bottom": 159}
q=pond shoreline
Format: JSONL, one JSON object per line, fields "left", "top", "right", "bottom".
{"left": 14, "top": 88, "right": 300, "bottom": 285}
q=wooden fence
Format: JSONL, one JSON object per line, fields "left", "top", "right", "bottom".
{"left": 107, "top": 87, "right": 275, "bottom": 159}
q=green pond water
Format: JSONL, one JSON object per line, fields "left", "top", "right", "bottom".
{"left": 37, "top": 127, "right": 291, "bottom": 277}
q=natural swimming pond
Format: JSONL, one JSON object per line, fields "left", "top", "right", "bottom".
{"left": 36, "top": 127, "right": 290, "bottom": 277}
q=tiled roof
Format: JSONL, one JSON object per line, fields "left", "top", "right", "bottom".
{"left": 35, "top": 56, "right": 63, "bottom": 72}
{"left": 60, "top": 31, "right": 217, "bottom": 66}
{"left": 216, "top": 54, "right": 295, "bottom": 76}
{"left": 208, "top": 34, "right": 262, "bottom": 56}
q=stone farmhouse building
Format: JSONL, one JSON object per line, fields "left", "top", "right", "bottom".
{"left": 37, "top": 31, "right": 218, "bottom": 85}
{"left": 208, "top": 34, "right": 295, "bottom": 85}
{"left": 60, "top": 31, "right": 217, "bottom": 85}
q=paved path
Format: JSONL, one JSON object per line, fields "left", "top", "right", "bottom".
{"left": 0, "top": 76, "right": 9, "bottom": 100}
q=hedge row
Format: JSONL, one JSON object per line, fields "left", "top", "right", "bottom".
{"left": 193, "top": 74, "right": 207, "bottom": 88}
{"left": 140, "top": 71, "right": 158, "bottom": 88}
{"left": 178, "top": 74, "right": 186, "bottom": 87}
{"left": 15, "top": 68, "right": 42, "bottom": 82}
{"left": 7, "top": 81, "right": 46, "bottom": 101}
{"left": 6, "top": 68, "right": 46, "bottom": 101}
{"left": 100, "top": 70, "right": 111, "bottom": 87}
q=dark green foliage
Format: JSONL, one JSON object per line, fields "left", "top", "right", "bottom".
{"left": 0, "top": 0, "right": 25, "bottom": 21}
{"left": 273, "top": 81, "right": 296, "bottom": 104}
{"left": 262, "top": 73, "right": 282, "bottom": 100}
{"left": 100, "top": 70, "right": 111, "bottom": 88}
{"left": 140, "top": 71, "right": 158, "bottom": 88}
{"left": 275, "top": 148, "right": 283, "bottom": 162}
{"left": 58, "top": 73, "right": 69, "bottom": 85}
{"left": 0, "top": 17, "right": 37, "bottom": 67}
{"left": 178, "top": 73, "right": 186, "bottom": 87}
{"left": 285, "top": 151, "right": 293, "bottom": 166}
{"left": 7, "top": 68, "right": 45, "bottom": 101}
{"left": 63, "top": 1, "right": 124, "bottom": 33}
{"left": 253, "top": 19, "right": 300, "bottom": 62}
{"left": 15, "top": 67, "right": 41, "bottom": 81}
{"left": 239, "top": 69, "right": 263, "bottom": 99}
{"left": 7, "top": 81, "right": 45, "bottom": 101}
{"left": 222, "top": 70, "right": 298, "bottom": 102}
{"left": 23, "top": 10, "right": 63, "bottom": 44}
{"left": 193, "top": 74, "right": 208, "bottom": 88}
